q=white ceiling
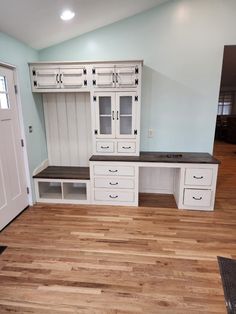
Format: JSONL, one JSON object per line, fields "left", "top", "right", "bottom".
{"left": 0, "top": 0, "right": 168, "bottom": 50}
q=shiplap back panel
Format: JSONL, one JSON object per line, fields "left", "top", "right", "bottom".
{"left": 139, "top": 167, "right": 174, "bottom": 194}
{"left": 43, "top": 93, "right": 91, "bottom": 166}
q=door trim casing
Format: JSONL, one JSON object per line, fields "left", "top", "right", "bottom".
{"left": 0, "top": 61, "right": 32, "bottom": 205}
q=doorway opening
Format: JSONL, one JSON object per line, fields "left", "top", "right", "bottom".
{"left": 214, "top": 46, "right": 236, "bottom": 157}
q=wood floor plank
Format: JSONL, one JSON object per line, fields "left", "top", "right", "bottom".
{"left": 0, "top": 141, "right": 235, "bottom": 313}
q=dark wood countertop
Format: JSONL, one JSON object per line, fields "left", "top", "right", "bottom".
{"left": 33, "top": 166, "right": 90, "bottom": 180}
{"left": 89, "top": 152, "right": 220, "bottom": 164}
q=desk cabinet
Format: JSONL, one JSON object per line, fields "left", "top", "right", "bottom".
{"left": 90, "top": 158, "right": 219, "bottom": 211}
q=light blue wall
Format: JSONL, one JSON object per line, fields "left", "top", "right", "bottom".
{"left": 0, "top": 32, "right": 47, "bottom": 197}
{"left": 40, "top": 0, "right": 236, "bottom": 153}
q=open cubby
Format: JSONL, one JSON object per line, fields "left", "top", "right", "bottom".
{"left": 34, "top": 166, "right": 90, "bottom": 204}
{"left": 38, "top": 181, "right": 62, "bottom": 199}
{"left": 63, "top": 182, "right": 87, "bottom": 200}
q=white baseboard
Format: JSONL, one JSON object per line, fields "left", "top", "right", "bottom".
{"left": 33, "top": 159, "right": 49, "bottom": 176}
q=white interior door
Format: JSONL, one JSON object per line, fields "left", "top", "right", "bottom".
{"left": 0, "top": 66, "right": 28, "bottom": 230}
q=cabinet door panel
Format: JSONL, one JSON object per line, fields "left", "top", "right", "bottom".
{"left": 115, "top": 93, "right": 136, "bottom": 138}
{"left": 93, "top": 66, "right": 115, "bottom": 88}
{"left": 60, "top": 68, "right": 86, "bottom": 89}
{"left": 33, "top": 68, "right": 60, "bottom": 89}
{"left": 115, "top": 66, "right": 138, "bottom": 88}
{"left": 94, "top": 93, "right": 115, "bottom": 138}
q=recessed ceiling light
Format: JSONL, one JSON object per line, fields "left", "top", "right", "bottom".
{"left": 60, "top": 10, "right": 75, "bottom": 21}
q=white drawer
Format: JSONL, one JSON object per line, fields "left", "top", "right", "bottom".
{"left": 94, "top": 165, "right": 135, "bottom": 176}
{"left": 96, "top": 141, "right": 114, "bottom": 153}
{"left": 117, "top": 142, "right": 136, "bottom": 153}
{"left": 183, "top": 189, "right": 212, "bottom": 207}
{"left": 94, "top": 177, "right": 135, "bottom": 189}
{"left": 185, "top": 168, "right": 213, "bottom": 186}
{"left": 94, "top": 190, "right": 134, "bottom": 202}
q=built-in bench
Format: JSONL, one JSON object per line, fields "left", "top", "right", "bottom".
{"left": 33, "top": 166, "right": 90, "bottom": 204}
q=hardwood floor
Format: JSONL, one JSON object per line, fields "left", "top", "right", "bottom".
{"left": 0, "top": 141, "right": 236, "bottom": 313}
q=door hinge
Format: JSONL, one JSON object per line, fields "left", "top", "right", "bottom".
{"left": 134, "top": 129, "right": 138, "bottom": 135}
{"left": 21, "top": 139, "right": 24, "bottom": 147}
{"left": 135, "top": 96, "right": 138, "bottom": 101}
{"left": 94, "top": 129, "right": 98, "bottom": 135}
{"left": 26, "top": 187, "right": 30, "bottom": 194}
{"left": 14, "top": 85, "right": 18, "bottom": 94}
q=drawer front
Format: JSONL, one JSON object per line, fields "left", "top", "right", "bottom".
{"left": 94, "top": 190, "right": 134, "bottom": 202}
{"left": 117, "top": 142, "right": 136, "bottom": 153}
{"left": 94, "top": 165, "right": 135, "bottom": 176}
{"left": 94, "top": 177, "right": 135, "bottom": 189}
{"left": 96, "top": 141, "right": 114, "bottom": 153}
{"left": 185, "top": 168, "right": 213, "bottom": 186}
{"left": 183, "top": 189, "right": 212, "bottom": 207}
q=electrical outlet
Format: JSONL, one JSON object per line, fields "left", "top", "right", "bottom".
{"left": 148, "top": 128, "right": 154, "bottom": 138}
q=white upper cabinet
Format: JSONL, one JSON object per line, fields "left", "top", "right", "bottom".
{"left": 115, "top": 65, "right": 139, "bottom": 88}
{"left": 94, "top": 92, "right": 137, "bottom": 140}
{"left": 92, "top": 66, "right": 114, "bottom": 88}
{"left": 30, "top": 65, "right": 88, "bottom": 92}
{"left": 29, "top": 61, "right": 142, "bottom": 92}
{"left": 32, "top": 68, "right": 60, "bottom": 89}
{"left": 115, "top": 93, "right": 136, "bottom": 138}
{"left": 60, "top": 67, "right": 87, "bottom": 89}
{"left": 94, "top": 92, "right": 116, "bottom": 138}
{"left": 92, "top": 63, "right": 140, "bottom": 89}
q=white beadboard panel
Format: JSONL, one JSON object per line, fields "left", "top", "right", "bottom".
{"left": 139, "top": 167, "right": 175, "bottom": 194}
{"left": 43, "top": 92, "right": 91, "bottom": 166}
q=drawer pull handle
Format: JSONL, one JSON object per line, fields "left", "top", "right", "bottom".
{"left": 109, "top": 195, "right": 118, "bottom": 199}
{"left": 122, "top": 146, "right": 131, "bottom": 149}
{"left": 109, "top": 182, "right": 118, "bottom": 185}
{"left": 193, "top": 197, "right": 203, "bottom": 201}
{"left": 193, "top": 176, "right": 204, "bottom": 179}
{"left": 101, "top": 146, "right": 109, "bottom": 149}
{"left": 109, "top": 169, "right": 118, "bottom": 173}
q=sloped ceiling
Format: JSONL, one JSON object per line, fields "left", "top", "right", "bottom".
{"left": 0, "top": 0, "right": 169, "bottom": 49}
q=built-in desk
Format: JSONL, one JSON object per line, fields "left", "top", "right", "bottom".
{"left": 89, "top": 152, "right": 220, "bottom": 211}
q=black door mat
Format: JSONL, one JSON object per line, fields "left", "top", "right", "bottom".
{"left": 0, "top": 246, "right": 7, "bottom": 255}
{"left": 218, "top": 256, "right": 236, "bottom": 314}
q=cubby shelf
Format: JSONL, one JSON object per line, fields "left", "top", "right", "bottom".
{"left": 34, "top": 166, "right": 90, "bottom": 204}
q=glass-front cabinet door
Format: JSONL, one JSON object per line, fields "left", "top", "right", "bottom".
{"left": 115, "top": 92, "right": 136, "bottom": 138}
{"left": 94, "top": 93, "right": 115, "bottom": 138}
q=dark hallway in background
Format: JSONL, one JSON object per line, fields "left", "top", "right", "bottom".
{"left": 215, "top": 46, "right": 236, "bottom": 144}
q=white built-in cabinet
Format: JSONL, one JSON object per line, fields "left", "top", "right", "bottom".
{"left": 92, "top": 64, "right": 139, "bottom": 88}
{"left": 30, "top": 65, "right": 89, "bottom": 91}
{"left": 93, "top": 91, "right": 139, "bottom": 155}
{"left": 29, "top": 60, "right": 219, "bottom": 211}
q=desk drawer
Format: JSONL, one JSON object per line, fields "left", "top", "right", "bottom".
{"left": 96, "top": 141, "right": 114, "bottom": 153}
{"left": 94, "top": 165, "right": 135, "bottom": 176}
{"left": 94, "top": 177, "right": 135, "bottom": 189}
{"left": 94, "top": 190, "right": 134, "bottom": 202}
{"left": 117, "top": 142, "right": 136, "bottom": 153}
{"left": 185, "top": 168, "right": 213, "bottom": 186}
{"left": 183, "top": 189, "right": 212, "bottom": 207}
